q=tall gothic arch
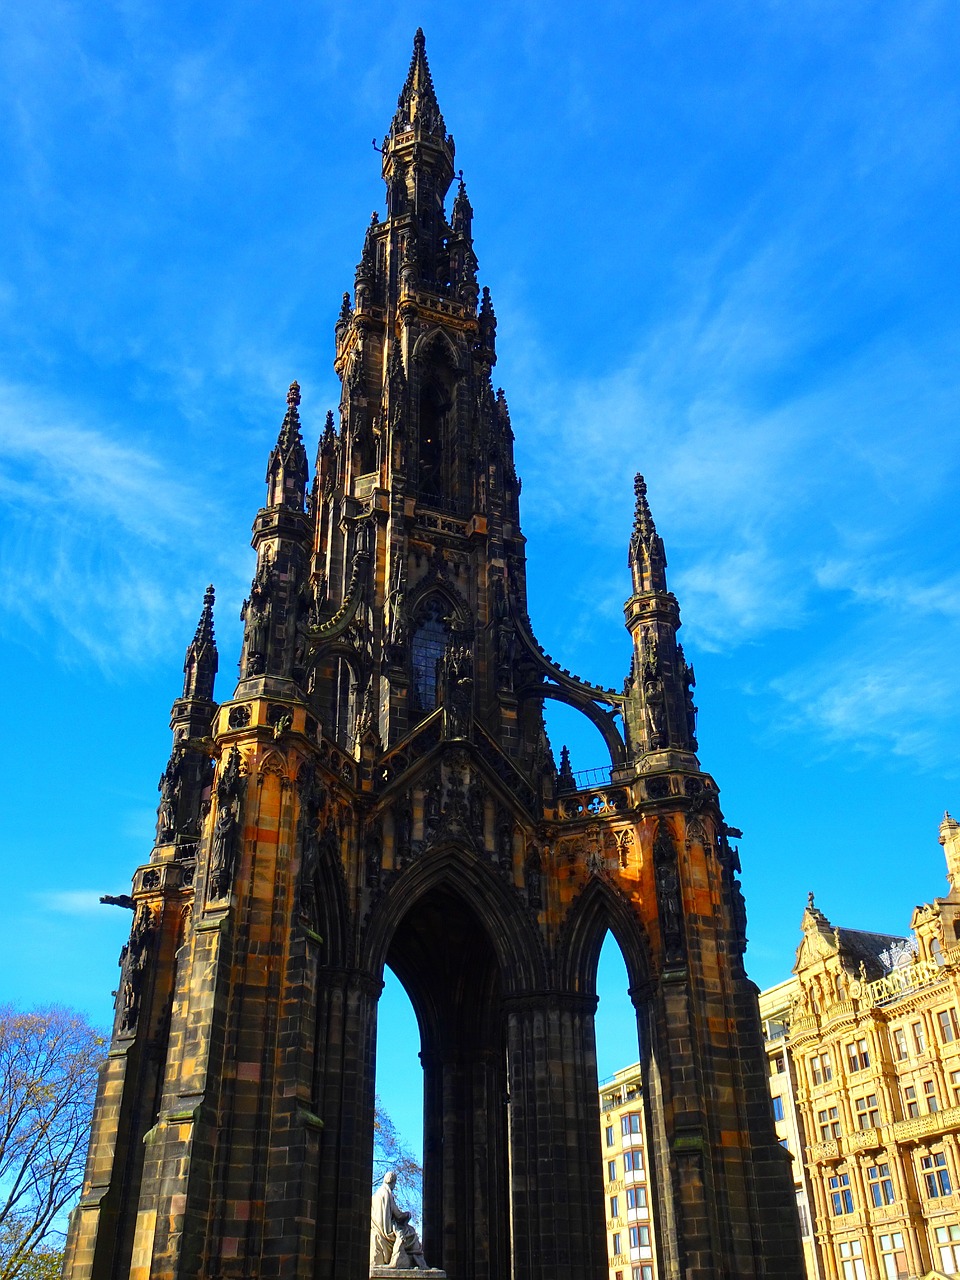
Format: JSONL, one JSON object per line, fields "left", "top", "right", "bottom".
{"left": 64, "top": 31, "right": 804, "bottom": 1280}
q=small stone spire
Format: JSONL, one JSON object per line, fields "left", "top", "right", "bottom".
{"left": 182, "top": 584, "right": 218, "bottom": 702}
{"left": 392, "top": 28, "right": 447, "bottom": 139}
{"left": 629, "top": 474, "right": 667, "bottom": 593}
{"left": 266, "top": 382, "right": 309, "bottom": 510}
{"left": 557, "top": 745, "right": 576, "bottom": 793}
{"left": 320, "top": 409, "right": 337, "bottom": 456}
{"left": 478, "top": 286, "right": 497, "bottom": 361}
{"left": 452, "top": 177, "right": 473, "bottom": 236}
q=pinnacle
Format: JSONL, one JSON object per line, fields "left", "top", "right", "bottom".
{"left": 192, "top": 584, "right": 216, "bottom": 647}
{"left": 392, "top": 28, "right": 446, "bottom": 139}
{"left": 277, "top": 381, "right": 305, "bottom": 453}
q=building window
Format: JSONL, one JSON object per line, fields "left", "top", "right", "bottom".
{"left": 615, "top": 1272, "right": 623, "bottom": 1280}
{"left": 780, "top": 1137, "right": 790, "bottom": 1151}
{"left": 893, "top": 1027, "right": 909, "bottom": 1061}
{"left": 611, "top": 1233, "right": 622, "bottom": 1257}
{"left": 626, "top": 1186, "right": 647, "bottom": 1210}
{"left": 922, "top": 1151, "right": 952, "bottom": 1198}
{"left": 847, "top": 1038, "right": 870, "bottom": 1073}
{"left": 607, "top": 1159, "right": 617, "bottom": 1182}
{"left": 811, "top": 1052, "right": 833, "bottom": 1085}
{"left": 633, "top": 1268, "right": 654, "bottom": 1280}
{"left": 940, "top": 1009, "right": 960, "bottom": 1043}
{"left": 628, "top": 1225, "right": 650, "bottom": 1249}
{"left": 797, "top": 1201, "right": 811, "bottom": 1238}
{"left": 818, "top": 1106, "right": 842, "bottom": 1140}
{"left": 925, "top": 1079, "right": 940, "bottom": 1113}
{"left": 771, "top": 1053, "right": 785, "bottom": 1075}
{"left": 829, "top": 1173, "right": 854, "bottom": 1215}
{"left": 411, "top": 598, "right": 451, "bottom": 711}
{"left": 904, "top": 1085, "right": 920, "bottom": 1119}
{"left": 606, "top": 1125, "right": 614, "bottom": 1147}
{"left": 621, "top": 1114, "right": 642, "bottom": 1136}
{"left": 935, "top": 1224, "right": 960, "bottom": 1273}
{"left": 878, "top": 1232, "right": 908, "bottom": 1279}
{"left": 624, "top": 1149, "right": 644, "bottom": 1173}
{"left": 868, "top": 1163, "right": 895, "bottom": 1207}
{"left": 912, "top": 1020, "right": 926, "bottom": 1054}
{"left": 951, "top": 1070, "right": 960, "bottom": 1106}
{"left": 610, "top": 1195, "right": 619, "bottom": 1217}
{"left": 837, "top": 1239, "right": 866, "bottom": 1280}
{"left": 772, "top": 1095, "right": 785, "bottom": 1121}
{"left": 855, "top": 1094, "right": 880, "bottom": 1129}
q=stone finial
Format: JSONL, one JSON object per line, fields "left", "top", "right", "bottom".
{"left": 940, "top": 811, "right": 960, "bottom": 892}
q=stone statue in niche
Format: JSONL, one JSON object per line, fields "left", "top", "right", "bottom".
{"left": 654, "top": 821, "right": 684, "bottom": 963}
{"left": 438, "top": 642, "right": 473, "bottom": 739}
{"left": 240, "top": 558, "right": 274, "bottom": 676}
{"left": 644, "top": 675, "right": 667, "bottom": 749}
{"left": 209, "top": 748, "right": 244, "bottom": 900}
{"left": 394, "top": 804, "right": 413, "bottom": 868}
{"left": 370, "top": 1171, "right": 430, "bottom": 1271}
{"left": 155, "top": 753, "right": 181, "bottom": 843}
{"left": 525, "top": 847, "right": 543, "bottom": 910}
{"left": 116, "top": 906, "right": 155, "bottom": 1036}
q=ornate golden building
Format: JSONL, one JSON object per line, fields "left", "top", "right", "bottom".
{"left": 64, "top": 31, "right": 803, "bottom": 1280}
{"left": 771, "top": 813, "right": 960, "bottom": 1280}
{"left": 599, "top": 1063, "right": 658, "bottom": 1280}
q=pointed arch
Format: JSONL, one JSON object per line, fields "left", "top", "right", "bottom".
{"left": 517, "top": 682, "right": 626, "bottom": 767}
{"left": 412, "top": 326, "right": 461, "bottom": 371}
{"left": 362, "top": 841, "right": 547, "bottom": 996}
{"left": 556, "top": 875, "right": 653, "bottom": 999}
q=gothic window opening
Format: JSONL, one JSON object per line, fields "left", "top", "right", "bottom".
{"left": 411, "top": 598, "right": 450, "bottom": 712}
{"left": 418, "top": 381, "right": 448, "bottom": 505}
{"left": 331, "top": 656, "right": 359, "bottom": 751}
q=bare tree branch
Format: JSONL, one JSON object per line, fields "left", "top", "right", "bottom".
{"left": 0, "top": 1008, "right": 104, "bottom": 1280}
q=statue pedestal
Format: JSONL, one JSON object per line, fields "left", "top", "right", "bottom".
{"left": 370, "top": 1271, "right": 446, "bottom": 1279}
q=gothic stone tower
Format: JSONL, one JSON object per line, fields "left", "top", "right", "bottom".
{"left": 64, "top": 32, "right": 804, "bottom": 1280}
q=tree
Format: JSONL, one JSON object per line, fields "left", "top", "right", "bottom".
{"left": 0, "top": 1007, "right": 105, "bottom": 1280}
{"left": 373, "top": 1096, "right": 422, "bottom": 1226}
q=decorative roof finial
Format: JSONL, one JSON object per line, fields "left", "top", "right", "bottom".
{"left": 628, "top": 473, "right": 667, "bottom": 591}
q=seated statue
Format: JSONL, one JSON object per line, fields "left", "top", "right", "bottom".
{"left": 370, "top": 1170, "right": 428, "bottom": 1270}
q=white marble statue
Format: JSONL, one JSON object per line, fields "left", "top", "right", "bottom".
{"left": 370, "top": 1170, "right": 428, "bottom": 1270}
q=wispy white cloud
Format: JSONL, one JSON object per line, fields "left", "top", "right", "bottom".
{"left": 0, "top": 380, "right": 240, "bottom": 666}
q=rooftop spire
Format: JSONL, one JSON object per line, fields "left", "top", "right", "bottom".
{"left": 392, "top": 28, "right": 447, "bottom": 139}
{"left": 182, "top": 584, "right": 218, "bottom": 701}
{"left": 629, "top": 474, "right": 667, "bottom": 593}
{"left": 266, "top": 381, "right": 309, "bottom": 509}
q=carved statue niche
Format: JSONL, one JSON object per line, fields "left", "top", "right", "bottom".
{"left": 209, "top": 748, "right": 245, "bottom": 901}
{"left": 296, "top": 763, "right": 325, "bottom": 924}
{"left": 525, "top": 846, "right": 543, "bottom": 911}
{"left": 422, "top": 776, "right": 442, "bottom": 847}
{"left": 469, "top": 781, "right": 487, "bottom": 847}
{"left": 116, "top": 905, "right": 156, "bottom": 1036}
{"left": 653, "top": 820, "right": 684, "bottom": 965}
{"left": 677, "top": 643, "right": 698, "bottom": 749}
{"left": 155, "top": 751, "right": 182, "bottom": 844}
{"left": 437, "top": 639, "right": 474, "bottom": 739}
{"left": 492, "top": 576, "right": 516, "bottom": 690}
{"left": 240, "top": 555, "right": 276, "bottom": 677}
{"left": 394, "top": 801, "right": 413, "bottom": 869}
{"left": 365, "top": 820, "right": 384, "bottom": 890}
{"left": 643, "top": 675, "right": 667, "bottom": 750}
{"left": 496, "top": 814, "right": 514, "bottom": 874}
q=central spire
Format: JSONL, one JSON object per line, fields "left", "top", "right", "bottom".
{"left": 391, "top": 28, "right": 447, "bottom": 140}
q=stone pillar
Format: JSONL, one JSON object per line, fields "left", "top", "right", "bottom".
{"left": 504, "top": 992, "right": 607, "bottom": 1280}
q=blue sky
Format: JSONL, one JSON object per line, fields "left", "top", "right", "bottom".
{"left": 2, "top": 0, "right": 959, "bottom": 1157}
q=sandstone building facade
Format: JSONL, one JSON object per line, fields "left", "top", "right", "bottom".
{"left": 63, "top": 32, "right": 803, "bottom": 1280}
{"left": 762, "top": 814, "right": 960, "bottom": 1280}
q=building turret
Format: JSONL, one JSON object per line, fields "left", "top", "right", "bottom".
{"left": 182, "top": 584, "right": 218, "bottom": 702}
{"left": 622, "top": 473, "right": 698, "bottom": 760}
{"left": 266, "top": 381, "right": 309, "bottom": 510}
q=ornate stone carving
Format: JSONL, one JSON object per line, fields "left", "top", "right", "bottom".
{"left": 209, "top": 748, "right": 245, "bottom": 900}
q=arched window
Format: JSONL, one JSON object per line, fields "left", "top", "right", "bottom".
{"left": 411, "top": 598, "right": 450, "bottom": 712}
{"left": 418, "top": 381, "right": 447, "bottom": 505}
{"left": 331, "top": 656, "right": 359, "bottom": 750}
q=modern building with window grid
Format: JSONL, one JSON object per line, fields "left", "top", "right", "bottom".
{"left": 600, "top": 1063, "right": 657, "bottom": 1280}
{"left": 760, "top": 812, "right": 960, "bottom": 1280}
